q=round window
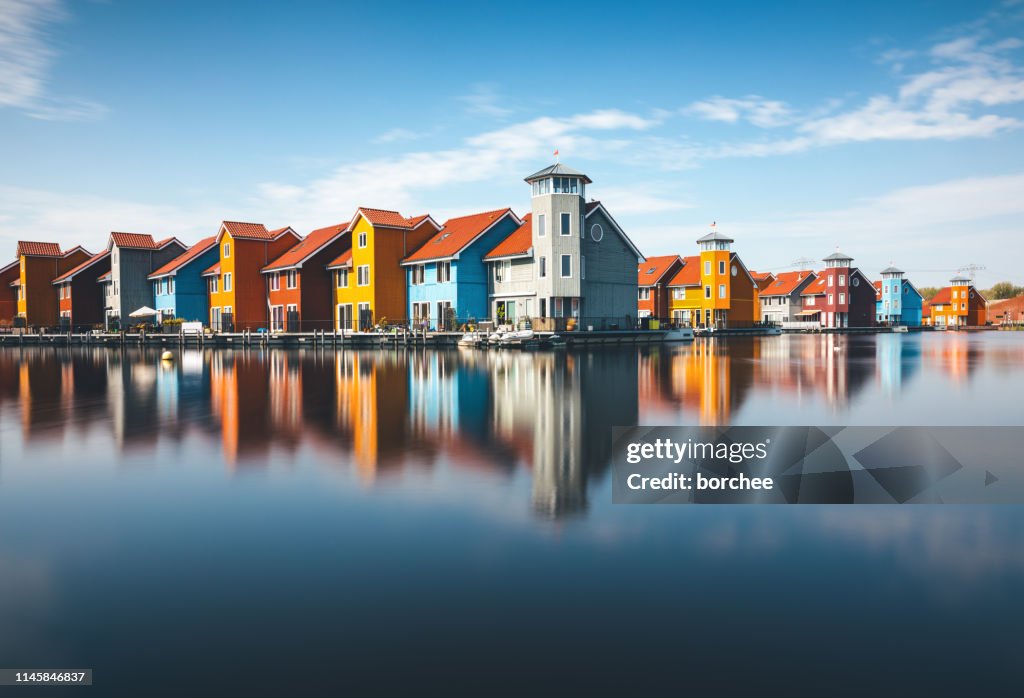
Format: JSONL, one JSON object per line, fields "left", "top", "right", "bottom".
{"left": 731, "top": 265, "right": 738, "bottom": 277}
{"left": 851, "top": 277, "right": 860, "bottom": 287}
{"left": 970, "top": 291, "right": 975, "bottom": 299}
{"left": 591, "top": 224, "right": 603, "bottom": 242}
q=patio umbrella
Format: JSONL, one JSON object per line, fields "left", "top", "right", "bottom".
{"left": 129, "top": 306, "right": 159, "bottom": 318}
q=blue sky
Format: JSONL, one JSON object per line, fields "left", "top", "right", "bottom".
{"left": 1, "top": 0, "right": 1022, "bottom": 287}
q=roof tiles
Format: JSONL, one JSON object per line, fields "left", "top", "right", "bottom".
{"left": 666, "top": 256, "right": 702, "bottom": 286}
{"left": 484, "top": 214, "right": 532, "bottom": 260}
{"left": 148, "top": 237, "right": 218, "bottom": 279}
{"left": 264, "top": 224, "right": 348, "bottom": 272}
{"left": 405, "top": 208, "right": 514, "bottom": 264}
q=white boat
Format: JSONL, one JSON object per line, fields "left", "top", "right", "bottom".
{"left": 499, "top": 329, "right": 535, "bottom": 345}
{"left": 663, "top": 327, "right": 695, "bottom": 342}
{"left": 893, "top": 325, "right": 909, "bottom": 333}
{"left": 458, "top": 331, "right": 485, "bottom": 348}
{"left": 488, "top": 331, "right": 505, "bottom": 345}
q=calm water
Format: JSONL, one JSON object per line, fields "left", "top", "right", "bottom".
{"left": 1, "top": 333, "right": 1023, "bottom": 695}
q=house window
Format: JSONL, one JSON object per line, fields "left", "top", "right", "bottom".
{"left": 591, "top": 224, "right": 603, "bottom": 241}
{"left": 704, "top": 261, "right": 711, "bottom": 275}
{"left": 437, "top": 261, "right": 451, "bottom": 283}
{"left": 807, "top": 296, "right": 814, "bottom": 306}
{"left": 271, "top": 306, "right": 284, "bottom": 332}
{"left": 495, "top": 260, "right": 511, "bottom": 282}
{"left": 719, "top": 284, "right": 726, "bottom": 299}
{"left": 169, "top": 277, "right": 174, "bottom": 294}
{"left": 639, "top": 287, "right": 651, "bottom": 301}
{"left": 537, "top": 214, "right": 546, "bottom": 237}
{"left": 560, "top": 254, "right": 572, "bottom": 278}
{"left": 839, "top": 293, "right": 846, "bottom": 304}
{"left": 286, "top": 270, "right": 297, "bottom": 289}
{"left": 719, "top": 261, "right": 725, "bottom": 275}
{"left": 337, "top": 303, "right": 353, "bottom": 330}
{"left": 539, "top": 257, "right": 546, "bottom": 278}
{"left": 828, "top": 276, "right": 834, "bottom": 286}
{"left": 581, "top": 255, "right": 585, "bottom": 280}
{"left": 223, "top": 273, "right": 232, "bottom": 292}
{"left": 704, "top": 286, "right": 711, "bottom": 299}
{"left": 270, "top": 273, "right": 280, "bottom": 291}
{"left": 839, "top": 274, "right": 846, "bottom": 286}
{"left": 411, "top": 265, "right": 425, "bottom": 285}
{"left": 223, "top": 243, "right": 231, "bottom": 258}
{"left": 286, "top": 304, "right": 297, "bottom": 322}
{"left": 828, "top": 293, "right": 833, "bottom": 304}
{"left": 673, "top": 288, "right": 685, "bottom": 300}
{"left": 560, "top": 212, "right": 571, "bottom": 236}
{"left": 337, "top": 269, "right": 349, "bottom": 287}
{"left": 209, "top": 276, "right": 219, "bottom": 293}
{"left": 357, "top": 265, "right": 370, "bottom": 286}
{"left": 358, "top": 232, "right": 368, "bottom": 248}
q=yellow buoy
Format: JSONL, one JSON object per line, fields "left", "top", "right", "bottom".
{"left": 161, "top": 350, "right": 174, "bottom": 361}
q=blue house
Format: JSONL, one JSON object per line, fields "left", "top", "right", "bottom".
{"left": 147, "top": 236, "right": 219, "bottom": 322}
{"left": 875, "top": 266, "right": 923, "bottom": 326}
{"left": 401, "top": 208, "right": 522, "bottom": 329}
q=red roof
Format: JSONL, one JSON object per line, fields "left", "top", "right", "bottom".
{"left": 751, "top": 271, "right": 774, "bottom": 281}
{"left": 221, "top": 221, "right": 272, "bottom": 239}
{"left": 484, "top": 214, "right": 532, "bottom": 260}
{"left": 148, "top": 237, "right": 218, "bottom": 279}
{"left": 110, "top": 232, "right": 158, "bottom": 249}
{"left": 355, "top": 207, "right": 414, "bottom": 229}
{"left": 666, "top": 256, "right": 701, "bottom": 286}
{"left": 801, "top": 274, "right": 828, "bottom": 296}
{"left": 52, "top": 250, "right": 110, "bottom": 284}
{"left": 264, "top": 224, "right": 348, "bottom": 272}
{"left": 202, "top": 261, "right": 221, "bottom": 277}
{"left": 17, "top": 241, "right": 62, "bottom": 257}
{"left": 929, "top": 287, "right": 951, "bottom": 304}
{"left": 404, "top": 208, "right": 515, "bottom": 264}
{"left": 638, "top": 255, "right": 682, "bottom": 286}
{"left": 922, "top": 302, "right": 932, "bottom": 318}
{"left": 326, "top": 249, "right": 353, "bottom": 269}
{"left": 406, "top": 214, "right": 439, "bottom": 229}
{"left": 762, "top": 270, "right": 816, "bottom": 297}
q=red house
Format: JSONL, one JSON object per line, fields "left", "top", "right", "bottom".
{"left": 262, "top": 222, "right": 351, "bottom": 332}
{"left": 637, "top": 255, "right": 684, "bottom": 321}
{"left": 799, "top": 251, "right": 875, "bottom": 328}
{"left": 0, "top": 260, "right": 17, "bottom": 327}
{"left": 52, "top": 251, "right": 112, "bottom": 329}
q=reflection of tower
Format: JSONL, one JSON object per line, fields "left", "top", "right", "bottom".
{"left": 666, "top": 339, "right": 756, "bottom": 425}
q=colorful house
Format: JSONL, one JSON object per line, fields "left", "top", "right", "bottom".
{"left": 327, "top": 208, "right": 440, "bottom": 331}
{"left": 758, "top": 270, "right": 818, "bottom": 324}
{"left": 637, "top": 255, "right": 684, "bottom": 321}
{"left": 798, "top": 251, "right": 875, "bottom": 328}
{"left": 485, "top": 163, "right": 643, "bottom": 330}
{"left": 874, "top": 266, "right": 923, "bottom": 326}
{"left": 52, "top": 251, "right": 111, "bottom": 329}
{"left": 262, "top": 222, "right": 350, "bottom": 332}
{"left": 402, "top": 208, "right": 522, "bottom": 330}
{"left": 0, "top": 260, "right": 18, "bottom": 327}
{"left": 15, "top": 242, "right": 93, "bottom": 328}
{"left": 147, "top": 236, "right": 220, "bottom": 323}
{"left": 751, "top": 271, "right": 776, "bottom": 292}
{"left": 929, "top": 276, "right": 987, "bottom": 327}
{"left": 987, "top": 295, "right": 1024, "bottom": 326}
{"left": 204, "top": 221, "right": 301, "bottom": 331}
{"left": 107, "top": 233, "right": 187, "bottom": 328}
{"left": 665, "top": 229, "right": 760, "bottom": 329}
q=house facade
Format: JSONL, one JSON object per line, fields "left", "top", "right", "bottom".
{"left": 987, "top": 295, "right": 1024, "bottom": 326}
{"left": 206, "top": 221, "right": 301, "bottom": 331}
{"left": 52, "top": 251, "right": 111, "bottom": 329}
{"left": 107, "top": 233, "right": 186, "bottom": 328}
{"left": 403, "top": 208, "right": 522, "bottom": 330}
{"left": 263, "top": 223, "right": 350, "bottom": 332}
{"left": 874, "top": 266, "right": 923, "bottom": 326}
{"left": 329, "top": 208, "right": 440, "bottom": 331}
{"left": 759, "top": 270, "right": 818, "bottom": 324}
{"left": 147, "top": 236, "right": 220, "bottom": 323}
{"left": 799, "top": 252, "right": 875, "bottom": 328}
{"left": 929, "top": 276, "right": 987, "bottom": 327}
{"left": 0, "top": 260, "right": 18, "bottom": 326}
{"left": 637, "top": 255, "right": 684, "bottom": 321}
{"left": 15, "top": 242, "right": 93, "bottom": 328}
{"left": 486, "top": 164, "right": 643, "bottom": 330}
{"left": 665, "top": 230, "right": 760, "bottom": 329}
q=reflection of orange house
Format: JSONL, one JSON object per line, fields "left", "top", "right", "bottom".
{"left": 929, "top": 277, "right": 987, "bottom": 327}
{"left": 209, "top": 353, "right": 272, "bottom": 466}
{"left": 0, "top": 260, "right": 18, "bottom": 326}
{"left": 334, "top": 352, "right": 410, "bottom": 479}
{"left": 664, "top": 339, "right": 758, "bottom": 424}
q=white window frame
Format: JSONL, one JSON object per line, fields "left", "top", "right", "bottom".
{"left": 539, "top": 257, "right": 546, "bottom": 279}
{"left": 223, "top": 242, "right": 231, "bottom": 258}
{"left": 337, "top": 269, "right": 349, "bottom": 288}
{"left": 704, "top": 261, "right": 711, "bottom": 276}
{"left": 270, "top": 273, "right": 280, "bottom": 291}
{"left": 639, "top": 287, "right": 651, "bottom": 301}
{"left": 560, "top": 254, "right": 572, "bottom": 278}
{"left": 286, "top": 269, "right": 297, "bottom": 289}
{"left": 223, "top": 272, "right": 232, "bottom": 292}
{"left": 358, "top": 232, "right": 368, "bottom": 248}
{"left": 560, "top": 212, "right": 571, "bottom": 236}
{"left": 719, "top": 284, "right": 726, "bottom": 299}
{"left": 704, "top": 285, "right": 711, "bottom": 299}
{"left": 437, "top": 261, "right": 451, "bottom": 283}
{"left": 357, "top": 265, "right": 370, "bottom": 286}
{"left": 719, "top": 260, "right": 725, "bottom": 275}
{"left": 537, "top": 214, "right": 546, "bottom": 237}
{"left": 581, "top": 255, "right": 585, "bottom": 280}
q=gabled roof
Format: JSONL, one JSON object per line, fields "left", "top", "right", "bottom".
{"left": 638, "top": 255, "right": 683, "bottom": 286}
{"left": 216, "top": 221, "right": 299, "bottom": 245}
{"left": 666, "top": 256, "right": 702, "bottom": 286}
{"left": 52, "top": 250, "right": 110, "bottom": 284}
{"left": 109, "top": 232, "right": 158, "bottom": 249}
{"left": 148, "top": 237, "right": 218, "bottom": 279}
{"left": 406, "top": 214, "right": 441, "bottom": 230}
{"left": 325, "top": 249, "right": 353, "bottom": 270}
{"left": 696, "top": 230, "right": 734, "bottom": 244}
{"left": 352, "top": 207, "right": 418, "bottom": 230}
{"left": 751, "top": 271, "right": 775, "bottom": 281}
{"left": 484, "top": 214, "right": 533, "bottom": 260}
{"left": 922, "top": 302, "right": 932, "bottom": 318}
{"left": 930, "top": 287, "right": 951, "bottom": 304}
{"left": 263, "top": 223, "right": 349, "bottom": 272}
{"left": 584, "top": 201, "right": 645, "bottom": 262}
{"left": 524, "top": 163, "right": 592, "bottom": 184}
{"left": 761, "top": 270, "right": 816, "bottom": 297}
{"left": 0, "top": 259, "right": 18, "bottom": 275}
{"left": 800, "top": 275, "right": 828, "bottom": 296}
{"left": 729, "top": 252, "right": 757, "bottom": 285}
{"left": 17, "top": 241, "right": 63, "bottom": 257}
{"left": 403, "top": 208, "right": 520, "bottom": 265}
{"left": 201, "top": 261, "right": 221, "bottom": 277}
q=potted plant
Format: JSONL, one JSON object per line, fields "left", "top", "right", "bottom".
{"left": 162, "top": 317, "right": 184, "bottom": 334}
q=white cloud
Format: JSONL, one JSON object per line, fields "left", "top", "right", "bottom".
{"left": 0, "top": 0, "right": 105, "bottom": 120}
{"left": 457, "top": 83, "right": 513, "bottom": 118}
{"left": 372, "top": 127, "right": 429, "bottom": 144}
{"left": 685, "top": 96, "right": 795, "bottom": 128}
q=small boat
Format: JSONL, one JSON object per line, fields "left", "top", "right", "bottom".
{"left": 488, "top": 331, "right": 505, "bottom": 345}
{"left": 893, "top": 325, "right": 909, "bottom": 333}
{"left": 458, "top": 331, "right": 485, "bottom": 348}
{"left": 546, "top": 334, "right": 567, "bottom": 349}
{"left": 935, "top": 325, "right": 947, "bottom": 332}
{"left": 499, "top": 329, "right": 535, "bottom": 346}
{"left": 663, "top": 328, "right": 695, "bottom": 342}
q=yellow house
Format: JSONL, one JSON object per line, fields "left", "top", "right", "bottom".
{"left": 326, "top": 208, "right": 439, "bottom": 331}
{"left": 666, "top": 229, "right": 760, "bottom": 329}
{"left": 667, "top": 255, "right": 702, "bottom": 325}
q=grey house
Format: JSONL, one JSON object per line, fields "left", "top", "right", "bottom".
{"left": 106, "top": 232, "right": 186, "bottom": 328}
{"left": 484, "top": 163, "right": 644, "bottom": 330}
{"left": 758, "top": 270, "right": 818, "bottom": 323}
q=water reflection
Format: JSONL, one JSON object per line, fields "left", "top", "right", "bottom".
{"left": 1, "top": 333, "right": 1022, "bottom": 516}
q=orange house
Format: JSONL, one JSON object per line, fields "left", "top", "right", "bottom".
{"left": 15, "top": 242, "right": 92, "bottom": 328}
{"left": 929, "top": 276, "right": 987, "bottom": 327}
{"left": 262, "top": 222, "right": 351, "bottom": 332}
{"left": 203, "top": 221, "right": 300, "bottom": 331}
{"left": 637, "top": 255, "right": 684, "bottom": 321}
{"left": 0, "top": 260, "right": 18, "bottom": 326}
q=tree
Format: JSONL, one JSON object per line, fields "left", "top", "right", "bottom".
{"left": 917, "top": 286, "right": 940, "bottom": 301}
{"left": 985, "top": 281, "right": 1024, "bottom": 300}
